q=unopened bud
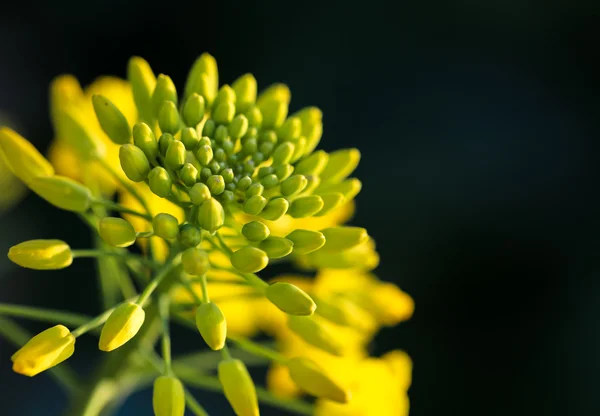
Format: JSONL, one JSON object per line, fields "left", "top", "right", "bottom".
{"left": 294, "top": 107, "right": 323, "bottom": 155}
{"left": 276, "top": 117, "right": 301, "bottom": 141}
{"left": 133, "top": 122, "right": 158, "bottom": 162}
{"left": 230, "top": 246, "right": 269, "bottom": 273}
{"left": 321, "top": 227, "right": 368, "bottom": 251}
{"left": 182, "top": 247, "right": 210, "bottom": 276}
{"left": 165, "top": 140, "right": 186, "bottom": 171}
{"left": 286, "top": 229, "right": 326, "bottom": 254}
{"left": 319, "top": 148, "right": 361, "bottom": 184}
{"left": 195, "top": 302, "right": 227, "bottom": 350}
{"left": 182, "top": 93, "right": 206, "bottom": 127}
{"left": 99, "top": 302, "right": 145, "bottom": 351}
{"left": 280, "top": 175, "right": 308, "bottom": 197}
{"left": 158, "top": 133, "right": 175, "bottom": 157}
{"left": 189, "top": 182, "right": 211, "bottom": 205}
{"left": 271, "top": 142, "right": 295, "bottom": 166}
{"left": 266, "top": 282, "right": 315, "bottom": 316}
{"left": 153, "top": 376, "right": 185, "bottom": 416}
{"left": 213, "top": 101, "right": 235, "bottom": 125}
{"left": 158, "top": 101, "right": 181, "bottom": 135}
{"left": 181, "top": 127, "right": 200, "bottom": 150}
{"left": 152, "top": 74, "right": 178, "bottom": 118}
{"left": 287, "top": 357, "right": 349, "bottom": 403}
{"left": 197, "top": 198, "right": 224, "bottom": 233}
{"left": 99, "top": 217, "right": 136, "bottom": 248}
{"left": 0, "top": 127, "right": 54, "bottom": 185}
{"left": 148, "top": 167, "right": 172, "bottom": 198}
{"left": 294, "top": 150, "right": 329, "bottom": 176}
{"left": 242, "top": 221, "right": 270, "bottom": 242}
{"left": 229, "top": 114, "right": 249, "bottom": 139}
{"left": 259, "top": 197, "right": 289, "bottom": 221}
{"left": 259, "top": 237, "right": 294, "bottom": 259}
{"left": 206, "top": 175, "right": 225, "bottom": 195}
{"left": 178, "top": 224, "right": 202, "bottom": 247}
{"left": 179, "top": 163, "right": 199, "bottom": 187}
{"left": 287, "top": 316, "right": 343, "bottom": 356}
{"left": 184, "top": 53, "right": 218, "bottom": 106}
{"left": 29, "top": 175, "right": 91, "bottom": 212}
{"left": 317, "top": 178, "right": 362, "bottom": 202}
{"left": 92, "top": 95, "right": 131, "bottom": 145}
{"left": 8, "top": 239, "right": 72, "bottom": 270}
{"left": 288, "top": 195, "right": 324, "bottom": 218}
{"left": 120, "top": 144, "right": 150, "bottom": 182}
{"left": 152, "top": 213, "right": 179, "bottom": 240}
{"left": 315, "top": 192, "right": 344, "bottom": 216}
{"left": 128, "top": 56, "right": 156, "bottom": 123}
{"left": 196, "top": 145, "right": 213, "bottom": 166}
{"left": 218, "top": 359, "right": 259, "bottom": 416}
{"left": 243, "top": 195, "right": 267, "bottom": 215}
{"left": 232, "top": 73, "right": 257, "bottom": 113}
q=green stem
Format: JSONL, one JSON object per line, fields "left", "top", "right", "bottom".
{"left": 98, "top": 158, "right": 152, "bottom": 215}
{"left": 199, "top": 274, "right": 210, "bottom": 303}
{"left": 0, "top": 303, "right": 91, "bottom": 327}
{"left": 220, "top": 343, "right": 232, "bottom": 360}
{"left": 136, "top": 257, "right": 179, "bottom": 306}
{"left": 158, "top": 295, "right": 172, "bottom": 375}
{"left": 91, "top": 199, "right": 152, "bottom": 221}
{"left": 227, "top": 334, "right": 288, "bottom": 364}
{"left": 72, "top": 249, "right": 160, "bottom": 268}
{"left": 70, "top": 306, "right": 119, "bottom": 338}
{"left": 0, "top": 317, "right": 80, "bottom": 394}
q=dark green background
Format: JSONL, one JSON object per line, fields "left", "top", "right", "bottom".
{"left": 1, "top": 1, "right": 599, "bottom": 415}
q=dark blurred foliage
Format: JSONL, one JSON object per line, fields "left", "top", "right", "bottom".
{"left": 1, "top": 0, "right": 600, "bottom": 415}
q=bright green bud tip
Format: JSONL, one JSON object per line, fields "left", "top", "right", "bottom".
{"left": 229, "top": 114, "right": 249, "bottom": 139}
{"left": 99, "top": 217, "right": 136, "bottom": 248}
{"left": 8, "top": 239, "right": 72, "bottom": 270}
{"left": 197, "top": 198, "right": 224, "bottom": 233}
{"left": 92, "top": 95, "right": 131, "bottom": 145}
{"left": 261, "top": 174, "right": 279, "bottom": 189}
{"left": 189, "top": 182, "right": 211, "bottom": 205}
{"left": 287, "top": 316, "right": 344, "bottom": 356}
{"left": 286, "top": 229, "right": 326, "bottom": 254}
{"left": 152, "top": 213, "right": 179, "bottom": 240}
{"left": 277, "top": 117, "right": 301, "bottom": 141}
{"left": 218, "top": 359, "right": 259, "bottom": 416}
{"left": 272, "top": 142, "right": 295, "bottom": 166}
{"left": 133, "top": 122, "right": 158, "bottom": 162}
{"left": 180, "top": 127, "right": 200, "bottom": 150}
{"left": 158, "top": 133, "right": 175, "bottom": 157}
{"left": 232, "top": 73, "right": 257, "bottom": 113}
{"left": 294, "top": 106, "right": 323, "bottom": 155}
{"left": 259, "top": 198, "right": 289, "bottom": 221}
{"left": 128, "top": 56, "right": 156, "bottom": 123}
{"left": 202, "top": 119, "right": 216, "bottom": 137}
{"left": 153, "top": 376, "right": 185, "bottom": 416}
{"left": 259, "top": 237, "right": 294, "bottom": 259}
{"left": 318, "top": 178, "right": 362, "bottom": 202}
{"left": 165, "top": 140, "right": 186, "bottom": 171}
{"left": 181, "top": 247, "right": 210, "bottom": 276}
{"left": 280, "top": 175, "right": 308, "bottom": 197}
{"left": 182, "top": 93, "right": 205, "bottom": 127}
{"left": 179, "top": 163, "right": 199, "bottom": 187}
{"left": 287, "top": 357, "right": 350, "bottom": 403}
{"left": 213, "top": 101, "right": 236, "bottom": 125}
{"left": 321, "top": 226, "right": 369, "bottom": 251}
{"left": 242, "top": 221, "right": 270, "bottom": 242}
{"left": 152, "top": 74, "right": 178, "bottom": 118}
{"left": 231, "top": 246, "right": 269, "bottom": 273}
{"left": 294, "top": 150, "right": 329, "bottom": 176}
{"left": 258, "top": 99, "right": 288, "bottom": 129}
{"left": 185, "top": 53, "right": 218, "bottom": 106}
{"left": 206, "top": 175, "right": 225, "bottom": 195}
{"left": 0, "top": 127, "right": 54, "bottom": 185}
{"left": 243, "top": 195, "right": 267, "bottom": 216}
{"left": 320, "top": 148, "right": 361, "bottom": 184}
{"left": 119, "top": 144, "right": 150, "bottom": 182}
{"left": 158, "top": 101, "right": 180, "bottom": 135}
{"left": 196, "top": 145, "right": 213, "bottom": 166}
{"left": 99, "top": 302, "right": 145, "bottom": 352}
{"left": 29, "top": 175, "right": 91, "bottom": 212}
{"left": 195, "top": 302, "right": 227, "bottom": 351}
{"left": 266, "top": 282, "right": 315, "bottom": 316}
{"left": 315, "top": 192, "right": 345, "bottom": 216}
{"left": 178, "top": 224, "right": 202, "bottom": 247}
{"left": 288, "top": 195, "right": 324, "bottom": 218}
{"left": 237, "top": 176, "right": 252, "bottom": 192}
{"left": 148, "top": 167, "right": 172, "bottom": 198}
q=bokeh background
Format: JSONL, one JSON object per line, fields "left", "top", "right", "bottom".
{"left": 1, "top": 1, "right": 600, "bottom": 415}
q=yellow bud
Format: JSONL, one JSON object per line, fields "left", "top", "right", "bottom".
{"left": 8, "top": 239, "right": 72, "bottom": 270}
{"left": 128, "top": 56, "right": 157, "bottom": 123}
{"left": 321, "top": 226, "right": 369, "bottom": 251}
{"left": 55, "top": 109, "right": 105, "bottom": 160}
{"left": 232, "top": 73, "right": 257, "bottom": 113}
{"left": 153, "top": 375, "right": 185, "bottom": 416}
{"left": 287, "top": 357, "right": 350, "bottom": 403}
{"left": 184, "top": 53, "right": 218, "bottom": 106}
{"left": 11, "top": 325, "right": 75, "bottom": 377}
{"left": 195, "top": 302, "right": 227, "bottom": 350}
{"left": 0, "top": 127, "right": 54, "bottom": 185}
{"left": 287, "top": 316, "right": 343, "bottom": 356}
{"left": 197, "top": 198, "right": 225, "bottom": 233}
{"left": 293, "top": 107, "right": 323, "bottom": 156}
{"left": 230, "top": 246, "right": 269, "bottom": 273}
{"left": 181, "top": 247, "right": 210, "bottom": 276}
{"left": 218, "top": 359, "right": 260, "bottom": 416}
{"left": 319, "top": 148, "right": 361, "bottom": 184}
{"left": 99, "top": 217, "right": 137, "bottom": 248}
{"left": 29, "top": 175, "right": 91, "bottom": 212}
{"left": 92, "top": 94, "right": 132, "bottom": 145}
{"left": 285, "top": 229, "right": 325, "bottom": 255}
{"left": 265, "top": 282, "right": 316, "bottom": 316}
{"left": 369, "top": 283, "right": 415, "bottom": 326}
{"left": 99, "top": 302, "right": 145, "bottom": 352}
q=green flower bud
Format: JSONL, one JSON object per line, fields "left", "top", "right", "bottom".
{"left": 229, "top": 114, "right": 249, "bottom": 139}
{"left": 243, "top": 160, "right": 256, "bottom": 175}
{"left": 242, "top": 137, "right": 258, "bottom": 155}
{"left": 287, "top": 357, "right": 350, "bottom": 403}
{"left": 202, "top": 119, "right": 216, "bottom": 137}
{"left": 286, "top": 229, "right": 326, "bottom": 254}
{"left": 133, "top": 122, "right": 158, "bottom": 163}
{"left": 315, "top": 192, "right": 344, "bottom": 216}
{"left": 288, "top": 195, "right": 324, "bottom": 218}
{"left": 92, "top": 95, "right": 131, "bottom": 145}
{"left": 181, "top": 247, "right": 210, "bottom": 276}
{"left": 222, "top": 138, "right": 234, "bottom": 156}
{"left": 152, "top": 213, "right": 179, "bottom": 240}
{"left": 257, "top": 167, "right": 274, "bottom": 180}
{"left": 179, "top": 163, "right": 198, "bottom": 187}
{"left": 178, "top": 224, "right": 202, "bottom": 247}
{"left": 195, "top": 302, "right": 226, "bottom": 351}
{"left": 127, "top": 57, "right": 156, "bottom": 123}
{"left": 165, "top": 140, "right": 186, "bottom": 171}
{"left": 319, "top": 148, "right": 361, "bottom": 184}
{"left": 294, "top": 150, "right": 329, "bottom": 176}
{"left": 220, "top": 190, "right": 235, "bottom": 204}
{"left": 259, "top": 198, "right": 289, "bottom": 221}
{"left": 287, "top": 316, "right": 343, "bottom": 356}
{"left": 257, "top": 84, "right": 290, "bottom": 129}
{"left": 99, "top": 217, "right": 136, "bottom": 248}
{"left": 258, "top": 141, "right": 274, "bottom": 157}
{"left": 152, "top": 74, "right": 178, "bottom": 118}
{"left": 182, "top": 93, "right": 205, "bottom": 127}
{"left": 180, "top": 127, "right": 199, "bottom": 150}
{"left": 242, "top": 221, "right": 270, "bottom": 242}
{"left": 237, "top": 176, "right": 252, "bottom": 191}
{"left": 259, "top": 130, "right": 278, "bottom": 144}
{"left": 158, "top": 133, "right": 174, "bottom": 157}
{"left": 314, "top": 296, "right": 372, "bottom": 330}
{"left": 213, "top": 101, "right": 235, "bottom": 125}
{"left": 214, "top": 125, "right": 228, "bottom": 143}
{"left": 230, "top": 246, "right": 269, "bottom": 273}
{"left": 217, "top": 169, "right": 232, "bottom": 184}
{"left": 245, "top": 106, "right": 263, "bottom": 128}
{"left": 8, "top": 240, "right": 72, "bottom": 270}
{"left": 119, "top": 144, "right": 150, "bottom": 182}
{"left": 280, "top": 174, "right": 308, "bottom": 197}
{"left": 196, "top": 145, "right": 213, "bottom": 166}
{"left": 197, "top": 198, "right": 224, "bottom": 233}
{"left": 99, "top": 302, "right": 145, "bottom": 352}
{"left": 0, "top": 127, "right": 54, "bottom": 185}
{"left": 275, "top": 163, "right": 294, "bottom": 181}
{"left": 259, "top": 237, "right": 294, "bottom": 259}
{"left": 276, "top": 116, "right": 301, "bottom": 141}
{"left": 266, "top": 282, "right": 315, "bottom": 316}
{"left": 232, "top": 73, "right": 257, "bottom": 113}
{"left": 29, "top": 175, "right": 91, "bottom": 212}
{"left": 189, "top": 183, "right": 211, "bottom": 205}
{"left": 206, "top": 175, "right": 225, "bottom": 195}
{"left": 245, "top": 182, "right": 264, "bottom": 197}
{"left": 294, "top": 107, "right": 323, "bottom": 156}
{"left": 158, "top": 101, "right": 180, "bottom": 135}
{"left": 214, "top": 148, "right": 226, "bottom": 163}
{"left": 289, "top": 136, "right": 307, "bottom": 163}
{"left": 198, "top": 136, "right": 211, "bottom": 147}
{"left": 153, "top": 376, "right": 185, "bottom": 416}
{"left": 148, "top": 167, "right": 172, "bottom": 198}
{"left": 272, "top": 142, "right": 295, "bottom": 166}
{"left": 218, "top": 359, "right": 259, "bottom": 416}
{"left": 302, "top": 174, "right": 321, "bottom": 195}
{"left": 317, "top": 178, "right": 362, "bottom": 202}
{"left": 184, "top": 53, "right": 218, "bottom": 106}
{"left": 261, "top": 174, "right": 279, "bottom": 189}
{"left": 321, "top": 227, "right": 369, "bottom": 251}
{"left": 243, "top": 195, "right": 267, "bottom": 215}
{"left": 213, "top": 85, "right": 236, "bottom": 110}
{"left": 200, "top": 167, "right": 212, "bottom": 181}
